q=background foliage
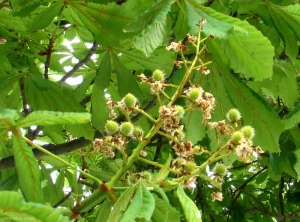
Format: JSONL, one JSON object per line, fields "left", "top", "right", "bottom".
{"left": 0, "top": 0, "right": 300, "bottom": 221}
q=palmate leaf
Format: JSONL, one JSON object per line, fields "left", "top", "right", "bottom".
{"left": 283, "top": 103, "right": 300, "bottom": 130}
{"left": 294, "top": 149, "right": 300, "bottom": 180}
{"left": 16, "top": 111, "right": 91, "bottom": 128}
{"left": 177, "top": 185, "right": 202, "bottom": 222}
{"left": 152, "top": 195, "right": 180, "bottom": 222}
{"left": 30, "top": 2, "right": 64, "bottom": 30}
{"left": 208, "top": 40, "right": 283, "bottom": 152}
{"left": 120, "top": 181, "right": 155, "bottom": 222}
{"left": 182, "top": 110, "right": 206, "bottom": 144}
{"left": 92, "top": 51, "right": 111, "bottom": 133}
{"left": 266, "top": 4, "right": 300, "bottom": 60}
{"left": 0, "top": 10, "right": 27, "bottom": 32}
{"left": 67, "top": 2, "right": 134, "bottom": 46}
{"left": 111, "top": 52, "right": 144, "bottom": 101}
{"left": 12, "top": 134, "right": 43, "bottom": 203}
{"left": 107, "top": 183, "right": 138, "bottom": 221}
{"left": 0, "top": 191, "right": 69, "bottom": 222}
{"left": 124, "top": 0, "right": 173, "bottom": 56}
{"left": 116, "top": 47, "right": 176, "bottom": 75}
{"left": 185, "top": 0, "right": 274, "bottom": 81}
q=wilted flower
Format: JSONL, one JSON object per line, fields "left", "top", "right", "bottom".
{"left": 211, "top": 192, "right": 223, "bottom": 201}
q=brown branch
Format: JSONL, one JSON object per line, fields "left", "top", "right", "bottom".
{"left": 44, "top": 37, "right": 55, "bottom": 79}
{"left": 227, "top": 166, "right": 267, "bottom": 219}
{"left": 53, "top": 188, "right": 74, "bottom": 208}
{"left": 59, "top": 41, "right": 98, "bottom": 82}
{"left": 0, "top": 137, "right": 91, "bottom": 170}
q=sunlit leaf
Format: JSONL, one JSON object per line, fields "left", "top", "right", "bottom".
{"left": 0, "top": 191, "right": 69, "bottom": 222}
{"left": 177, "top": 185, "right": 202, "bottom": 222}
{"left": 12, "top": 134, "right": 43, "bottom": 203}
{"left": 16, "top": 111, "right": 91, "bottom": 127}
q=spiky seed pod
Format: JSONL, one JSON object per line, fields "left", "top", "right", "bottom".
{"left": 193, "top": 145, "right": 203, "bottom": 155}
{"left": 140, "top": 171, "right": 152, "bottom": 180}
{"left": 213, "top": 164, "right": 227, "bottom": 176}
{"left": 189, "top": 87, "right": 201, "bottom": 101}
{"left": 226, "top": 108, "right": 241, "bottom": 123}
{"left": 152, "top": 69, "right": 165, "bottom": 81}
{"left": 175, "top": 105, "right": 185, "bottom": 118}
{"left": 120, "top": 122, "right": 134, "bottom": 136}
{"left": 124, "top": 93, "right": 137, "bottom": 108}
{"left": 184, "top": 161, "right": 197, "bottom": 172}
{"left": 231, "top": 131, "right": 243, "bottom": 145}
{"left": 242, "top": 126, "right": 255, "bottom": 140}
{"left": 105, "top": 120, "right": 119, "bottom": 134}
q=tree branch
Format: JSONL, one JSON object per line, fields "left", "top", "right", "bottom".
{"left": 0, "top": 137, "right": 91, "bottom": 170}
{"left": 59, "top": 41, "right": 98, "bottom": 82}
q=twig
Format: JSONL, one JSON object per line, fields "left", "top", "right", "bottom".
{"left": 0, "top": 137, "right": 91, "bottom": 170}
{"left": 227, "top": 166, "right": 267, "bottom": 220}
{"left": 59, "top": 41, "right": 98, "bottom": 82}
{"left": 53, "top": 189, "right": 74, "bottom": 208}
{"left": 44, "top": 37, "right": 55, "bottom": 79}
{"left": 279, "top": 176, "right": 285, "bottom": 222}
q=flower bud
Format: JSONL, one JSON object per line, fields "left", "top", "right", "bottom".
{"left": 231, "top": 131, "right": 243, "bottom": 145}
{"left": 123, "top": 93, "right": 137, "bottom": 108}
{"left": 226, "top": 108, "right": 241, "bottom": 123}
{"left": 241, "top": 126, "right": 255, "bottom": 140}
{"left": 120, "top": 122, "right": 134, "bottom": 136}
{"left": 213, "top": 164, "right": 227, "bottom": 176}
{"left": 105, "top": 120, "right": 119, "bottom": 134}
{"left": 152, "top": 69, "right": 165, "bottom": 81}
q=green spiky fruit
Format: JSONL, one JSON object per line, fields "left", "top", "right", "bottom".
{"left": 175, "top": 105, "right": 185, "bottom": 118}
{"left": 124, "top": 93, "right": 137, "bottom": 108}
{"left": 226, "top": 108, "right": 241, "bottom": 123}
{"left": 213, "top": 164, "right": 227, "bottom": 176}
{"left": 184, "top": 161, "right": 197, "bottom": 172}
{"left": 242, "top": 126, "right": 255, "bottom": 140}
{"left": 105, "top": 120, "right": 119, "bottom": 134}
{"left": 231, "top": 131, "right": 243, "bottom": 145}
{"left": 193, "top": 145, "right": 203, "bottom": 155}
{"left": 189, "top": 88, "right": 201, "bottom": 101}
{"left": 152, "top": 69, "right": 165, "bottom": 81}
{"left": 120, "top": 122, "right": 134, "bottom": 136}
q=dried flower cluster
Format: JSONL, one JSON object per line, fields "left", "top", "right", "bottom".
{"left": 185, "top": 86, "right": 216, "bottom": 120}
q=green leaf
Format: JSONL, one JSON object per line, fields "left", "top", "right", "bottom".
{"left": 30, "top": 2, "right": 64, "bottom": 30}
{"left": 209, "top": 40, "right": 283, "bottom": 152}
{"left": 92, "top": 51, "right": 111, "bottom": 132}
{"left": 116, "top": 47, "right": 176, "bottom": 75}
{"left": 185, "top": 1, "right": 274, "bottom": 80}
{"left": 251, "top": 61, "right": 299, "bottom": 110}
{"left": 0, "top": 10, "right": 27, "bottom": 32}
{"left": 107, "top": 184, "right": 138, "bottom": 221}
{"left": 182, "top": 110, "right": 206, "bottom": 144}
{"left": 16, "top": 111, "right": 91, "bottom": 128}
{"left": 176, "top": 185, "right": 202, "bottom": 222}
{"left": 294, "top": 149, "right": 300, "bottom": 180}
{"left": 283, "top": 103, "right": 300, "bottom": 130}
{"left": 0, "top": 191, "right": 69, "bottom": 222}
{"left": 124, "top": 0, "right": 172, "bottom": 56}
{"left": 152, "top": 195, "right": 180, "bottom": 222}
{"left": 0, "top": 109, "right": 20, "bottom": 127}
{"left": 12, "top": 134, "right": 43, "bottom": 203}
{"left": 111, "top": 52, "right": 144, "bottom": 101}
{"left": 120, "top": 181, "right": 155, "bottom": 222}
{"left": 266, "top": 4, "right": 300, "bottom": 60}
{"left": 95, "top": 199, "right": 113, "bottom": 222}
{"left": 68, "top": 2, "right": 133, "bottom": 46}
